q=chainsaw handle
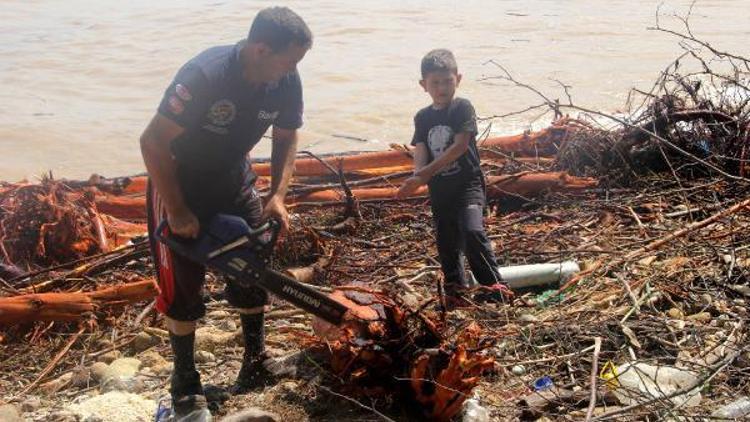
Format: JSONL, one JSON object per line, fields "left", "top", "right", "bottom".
{"left": 154, "top": 218, "right": 279, "bottom": 247}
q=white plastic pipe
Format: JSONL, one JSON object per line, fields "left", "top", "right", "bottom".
{"left": 497, "top": 261, "right": 580, "bottom": 289}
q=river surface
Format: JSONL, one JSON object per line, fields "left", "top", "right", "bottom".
{"left": 1, "top": 0, "right": 748, "bottom": 181}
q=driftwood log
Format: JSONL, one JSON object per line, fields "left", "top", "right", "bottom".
{"left": 0, "top": 278, "right": 158, "bottom": 325}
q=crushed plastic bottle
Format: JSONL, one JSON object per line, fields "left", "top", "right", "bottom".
{"left": 711, "top": 396, "right": 750, "bottom": 419}
{"left": 605, "top": 362, "right": 702, "bottom": 408}
{"left": 462, "top": 398, "right": 490, "bottom": 422}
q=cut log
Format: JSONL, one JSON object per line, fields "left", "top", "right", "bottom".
{"left": 251, "top": 126, "right": 568, "bottom": 178}
{"left": 486, "top": 172, "right": 598, "bottom": 197}
{"left": 95, "top": 195, "right": 148, "bottom": 221}
{"left": 0, "top": 278, "right": 158, "bottom": 325}
{"left": 292, "top": 172, "right": 596, "bottom": 204}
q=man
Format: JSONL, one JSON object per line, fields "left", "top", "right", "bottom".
{"left": 140, "top": 7, "right": 311, "bottom": 420}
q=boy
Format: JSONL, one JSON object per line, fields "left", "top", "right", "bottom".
{"left": 396, "top": 49, "right": 512, "bottom": 308}
{"left": 140, "top": 7, "right": 310, "bottom": 421}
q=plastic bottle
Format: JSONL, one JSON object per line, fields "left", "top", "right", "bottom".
{"left": 497, "top": 261, "right": 580, "bottom": 290}
{"left": 607, "top": 362, "right": 702, "bottom": 408}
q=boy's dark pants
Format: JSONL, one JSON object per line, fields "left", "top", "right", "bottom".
{"left": 430, "top": 177, "right": 501, "bottom": 294}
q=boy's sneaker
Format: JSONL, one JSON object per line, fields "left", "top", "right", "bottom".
{"left": 171, "top": 394, "right": 212, "bottom": 422}
{"left": 474, "top": 283, "right": 514, "bottom": 303}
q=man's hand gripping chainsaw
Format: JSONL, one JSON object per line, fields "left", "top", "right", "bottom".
{"left": 156, "top": 214, "right": 369, "bottom": 327}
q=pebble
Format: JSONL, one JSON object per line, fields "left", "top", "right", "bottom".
{"left": 100, "top": 376, "right": 146, "bottom": 394}
{"left": 667, "top": 319, "right": 686, "bottom": 330}
{"left": 103, "top": 357, "right": 141, "bottom": 381}
{"left": 518, "top": 314, "right": 539, "bottom": 323}
{"left": 194, "top": 326, "right": 238, "bottom": 353}
{"left": 132, "top": 331, "right": 159, "bottom": 352}
{"left": 687, "top": 312, "right": 712, "bottom": 322}
{"left": 89, "top": 362, "right": 109, "bottom": 382}
{"left": 400, "top": 293, "right": 421, "bottom": 308}
{"left": 220, "top": 319, "right": 238, "bottom": 332}
{"left": 48, "top": 409, "right": 78, "bottom": 422}
{"left": 195, "top": 350, "right": 216, "bottom": 363}
{"left": 40, "top": 372, "right": 73, "bottom": 395}
{"left": 97, "top": 350, "right": 122, "bottom": 364}
{"left": 221, "top": 407, "right": 280, "bottom": 422}
{"left": 280, "top": 381, "right": 298, "bottom": 394}
{"left": 138, "top": 350, "right": 168, "bottom": 369}
{"left": 733, "top": 298, "right": 747, "bottom": 306}
{"left": 207, "top": 310, "right": 231, "bottom": 318}
{"left": 700, "top": 293, "right": 713, "bottom": 306}
{"left": 667, "top": 308, "right": 684, "bottom": 319}
{"left": 0, "top": 404, "right": 23, "bottom": 422}
{"left": 511, "top": 365, "right": 526, "bottom": 376}
{"left": 21, "top": 396, "right": 42, "bottom": 412}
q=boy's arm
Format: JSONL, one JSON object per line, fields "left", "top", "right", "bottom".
{"left": 413, "top": 132, "right": 471, "bottom": 180}
{"left": 396, "top": 143, "right": 429, "bottom": 199}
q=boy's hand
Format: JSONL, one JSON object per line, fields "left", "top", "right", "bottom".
{"left": 396, "top": 175, "right": 427, "bottom": 199}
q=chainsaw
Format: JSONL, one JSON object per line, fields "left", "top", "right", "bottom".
{"left": 155, "top": 214, "right": 349, "bottom": 325}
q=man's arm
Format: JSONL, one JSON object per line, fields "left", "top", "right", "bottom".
{"left": 261, "top": 126, "right": 299, "bottom": 234}
{"left": 140, "top": 113, "right": 200, "bottom": 238}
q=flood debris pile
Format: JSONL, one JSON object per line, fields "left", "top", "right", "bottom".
{"left": 1, "top": 36, "right": 750, "bottom": 421}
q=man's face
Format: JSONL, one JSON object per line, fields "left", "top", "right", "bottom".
{"left": 420, "top": 71, "right": 461, "bottom": 107}
{"left": 254, "top": 43, "right": 309, "bottom": 82}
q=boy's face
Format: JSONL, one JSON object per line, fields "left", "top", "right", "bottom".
{"left": 420, "top": 70, "right": 462, "bottom": 107}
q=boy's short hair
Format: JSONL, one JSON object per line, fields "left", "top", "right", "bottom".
{"left": 421, "top": 49, "right": 458, "bottom": 78}
{"left": 248, "top": 7, "right": 313, "bottom": 52}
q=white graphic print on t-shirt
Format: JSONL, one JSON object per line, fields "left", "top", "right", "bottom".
{"left": 427, "top": 125, "right": 461, "bottom": 176}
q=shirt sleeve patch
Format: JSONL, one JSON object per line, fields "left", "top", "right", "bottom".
{"left": 168, "top": 96, "right": 185, "bottom": 115}
{"left": 175, "top": 84, "right": 193, "bottom": 101}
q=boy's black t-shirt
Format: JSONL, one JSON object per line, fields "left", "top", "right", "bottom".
{"left": 410, "top": 97, "right": 483, "bottom": 195}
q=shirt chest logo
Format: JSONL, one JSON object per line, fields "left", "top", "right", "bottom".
{"left": 207, "top": 99, "right": 236, "bottom": 127}
{"left": 257, "top": 110, "right": 279, "bottom": 121}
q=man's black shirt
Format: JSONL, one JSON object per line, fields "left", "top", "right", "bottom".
{"left": 157, "top": 41, "right": 303, "bottom": 213}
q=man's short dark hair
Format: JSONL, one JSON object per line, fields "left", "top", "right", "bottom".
{"left": 421, "top": 49, "right": 458, "bottom": 78}
{"left": 248, "top": 7, "right": 312, "bottom": 52}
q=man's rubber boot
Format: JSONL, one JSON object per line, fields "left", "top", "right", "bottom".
{"left": 231, "top": 352, "right": 298, "bottom": 394}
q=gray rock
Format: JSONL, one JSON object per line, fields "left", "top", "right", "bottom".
{"left": 90, "top": 362, "right": 109, "bottom": 382}
{"left": 138, "top": 350, "right": 168, "bottom": 369}
{"left": 518, "top": 313, "right": 539, "bottom": 323}
{"left": 219, "top": 319, "right": 238, "bottom": 332}
{"left": 48, "top": 409, "right": 78, "bottom": 422}
{"left": 207, "top": 310, "right": 231, "bottom": 318}
{"left": 0, "top": 404, "right": 23, "bottom": 422}
{"left": 103, "top": 357, "right": 140, "bottom": 379}
{"left": 132, "top": 331, "right": 159, "bottom": 352}
{"left": 97, "top": 350, "right": 121, "bottom": 364}
{"left": 511, "top": 365, "right": 526, "bottom": 376}
{"left": 221, "top": 407, "right": 280, "bottom": 422}
{"left": 100, "top": 376, "right": 145, "bottom": 393}
{"left": 40, "top": 372, "right": 73, "bottom": 395}
{"left": 195, "top": 350, "right": 216, "bottom": 364}
{"left": 21, "top": 395, "right": 42, "bottom": 412}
